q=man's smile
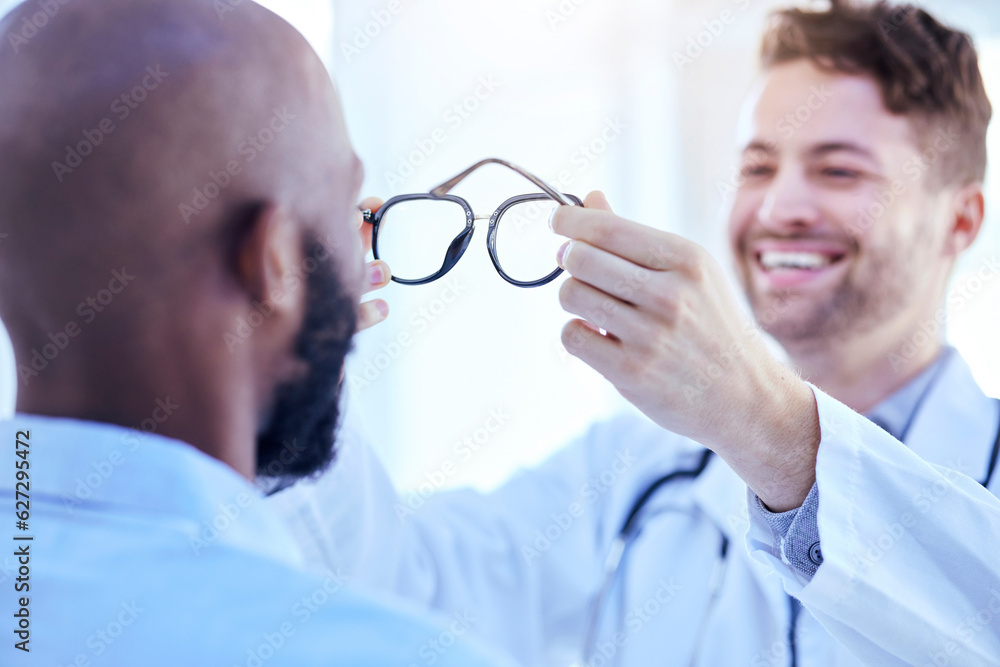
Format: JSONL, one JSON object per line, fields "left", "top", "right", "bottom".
{"left": 749, "top": 239, "right": 851, "bottom": 290}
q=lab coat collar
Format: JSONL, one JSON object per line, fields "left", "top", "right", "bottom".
{"left": 901, "top": 350, "right": 999, "bottom": 484}
{"left": 2, "top": 413, "right": 307, "bottom": 569}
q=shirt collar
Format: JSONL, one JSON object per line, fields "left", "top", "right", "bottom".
{"left": 865, "top": 346, "right": 955, "bottom": 440}
{"left": 2, "top": 413, "right": 306, "bottom": 569}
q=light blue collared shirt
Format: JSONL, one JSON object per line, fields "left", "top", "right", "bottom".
{"left": 0, "top": 414, "right": 506, "bottom": 667}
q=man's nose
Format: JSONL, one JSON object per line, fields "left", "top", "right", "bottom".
{"left": 756, "top": 166, "right": 821, "bottom": 232}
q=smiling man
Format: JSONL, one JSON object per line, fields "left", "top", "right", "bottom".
{"left": 731, "top": 41, "right": 989, "bottom": 413}
{"left": 273, "top": 1, "right": 1000, "bottom": 666}
{"left": 553, "top": 1, "right": 1000, "bottom": 663}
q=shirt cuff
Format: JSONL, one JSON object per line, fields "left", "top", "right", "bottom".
{"left": 748, "top": 482, "right": 823, "bottom": 584}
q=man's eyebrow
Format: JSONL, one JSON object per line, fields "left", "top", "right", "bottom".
{"left": 809, "top": 142, "right": 879, "bottom": 162}
{"left": 741, "top": 140, "right": 776, "bottom": 155}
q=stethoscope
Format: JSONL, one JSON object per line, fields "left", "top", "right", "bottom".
{"left": 582, "top": 351, "right": 1000, "bottom": 667}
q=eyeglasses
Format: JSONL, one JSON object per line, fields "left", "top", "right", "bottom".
{"left": 362, "top": 158, "right": 582, "bottom": 288}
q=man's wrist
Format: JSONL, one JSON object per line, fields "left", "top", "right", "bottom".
{"left": 714, "top": 361, "right": 820, "bottom": 512}
{"left": 753, "top": 374, "right": 820, "bottom": 511}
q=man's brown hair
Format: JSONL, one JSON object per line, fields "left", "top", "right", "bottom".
{"left": 760, "top": 0, "right": 992, "bottom": 187}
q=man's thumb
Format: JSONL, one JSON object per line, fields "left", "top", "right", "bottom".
{"left": 583, "top": 190, "right": 613, "bottom": 212}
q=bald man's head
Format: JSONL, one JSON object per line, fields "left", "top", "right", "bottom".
{"left": 0, "top": 0, "right": 366, "bottom": 481}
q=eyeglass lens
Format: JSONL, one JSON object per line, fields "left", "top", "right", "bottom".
{"left": 375, "top": 198, "right": 468, "bottom": 282}
{"left": 376, "top": 197, "right": 566, "bottom": 284}
{"left": 492, "top": 198, "right": 565, "bottom": 284}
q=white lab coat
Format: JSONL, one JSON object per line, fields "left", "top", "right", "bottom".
{"left": 270, "top": 351, "right": 1000, "bottom": 666}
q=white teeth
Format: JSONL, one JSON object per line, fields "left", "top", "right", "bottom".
{"left": 759, "top": 251, "right": 833, "bottom": 271}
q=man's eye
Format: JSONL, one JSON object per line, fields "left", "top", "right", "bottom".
{"left": 820, "top": 167, "right": 861, "bottom": 179}
{"left": 741, "top": 165, "right": 774, "bottom": 178}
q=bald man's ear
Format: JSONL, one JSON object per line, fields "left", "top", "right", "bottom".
{"left": 235, "top": 203, "right": 304, "bottom": 328}
{"left": 944, "top": 183, "right": 985, "bottom": 257}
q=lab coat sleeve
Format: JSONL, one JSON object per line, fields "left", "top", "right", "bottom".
{"left": 746, "top": 385, "right": 1000, "bottom": 667}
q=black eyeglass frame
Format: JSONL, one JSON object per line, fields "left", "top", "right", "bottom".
{"left": 362, "top": 158, "right": 582, "bottom": 288}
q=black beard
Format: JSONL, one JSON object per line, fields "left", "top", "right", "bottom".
{"left": 255, "top": 236, "right": 357, "bottom": 485}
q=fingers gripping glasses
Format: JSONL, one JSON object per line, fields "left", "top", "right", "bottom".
{"left": 362, "top": 158, "right": 582, "bottom": 288}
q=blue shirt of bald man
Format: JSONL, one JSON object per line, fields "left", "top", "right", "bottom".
{"left": 0, "top": 415, "right": 509, "bottom": 667}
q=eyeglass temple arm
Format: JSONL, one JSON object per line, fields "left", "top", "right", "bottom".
{"left": 429, "top": 157, "right": 577, "bottom": 207}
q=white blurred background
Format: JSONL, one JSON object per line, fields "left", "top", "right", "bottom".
{"left": 1, "top": 0, "right": 998, "bottom": 494}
